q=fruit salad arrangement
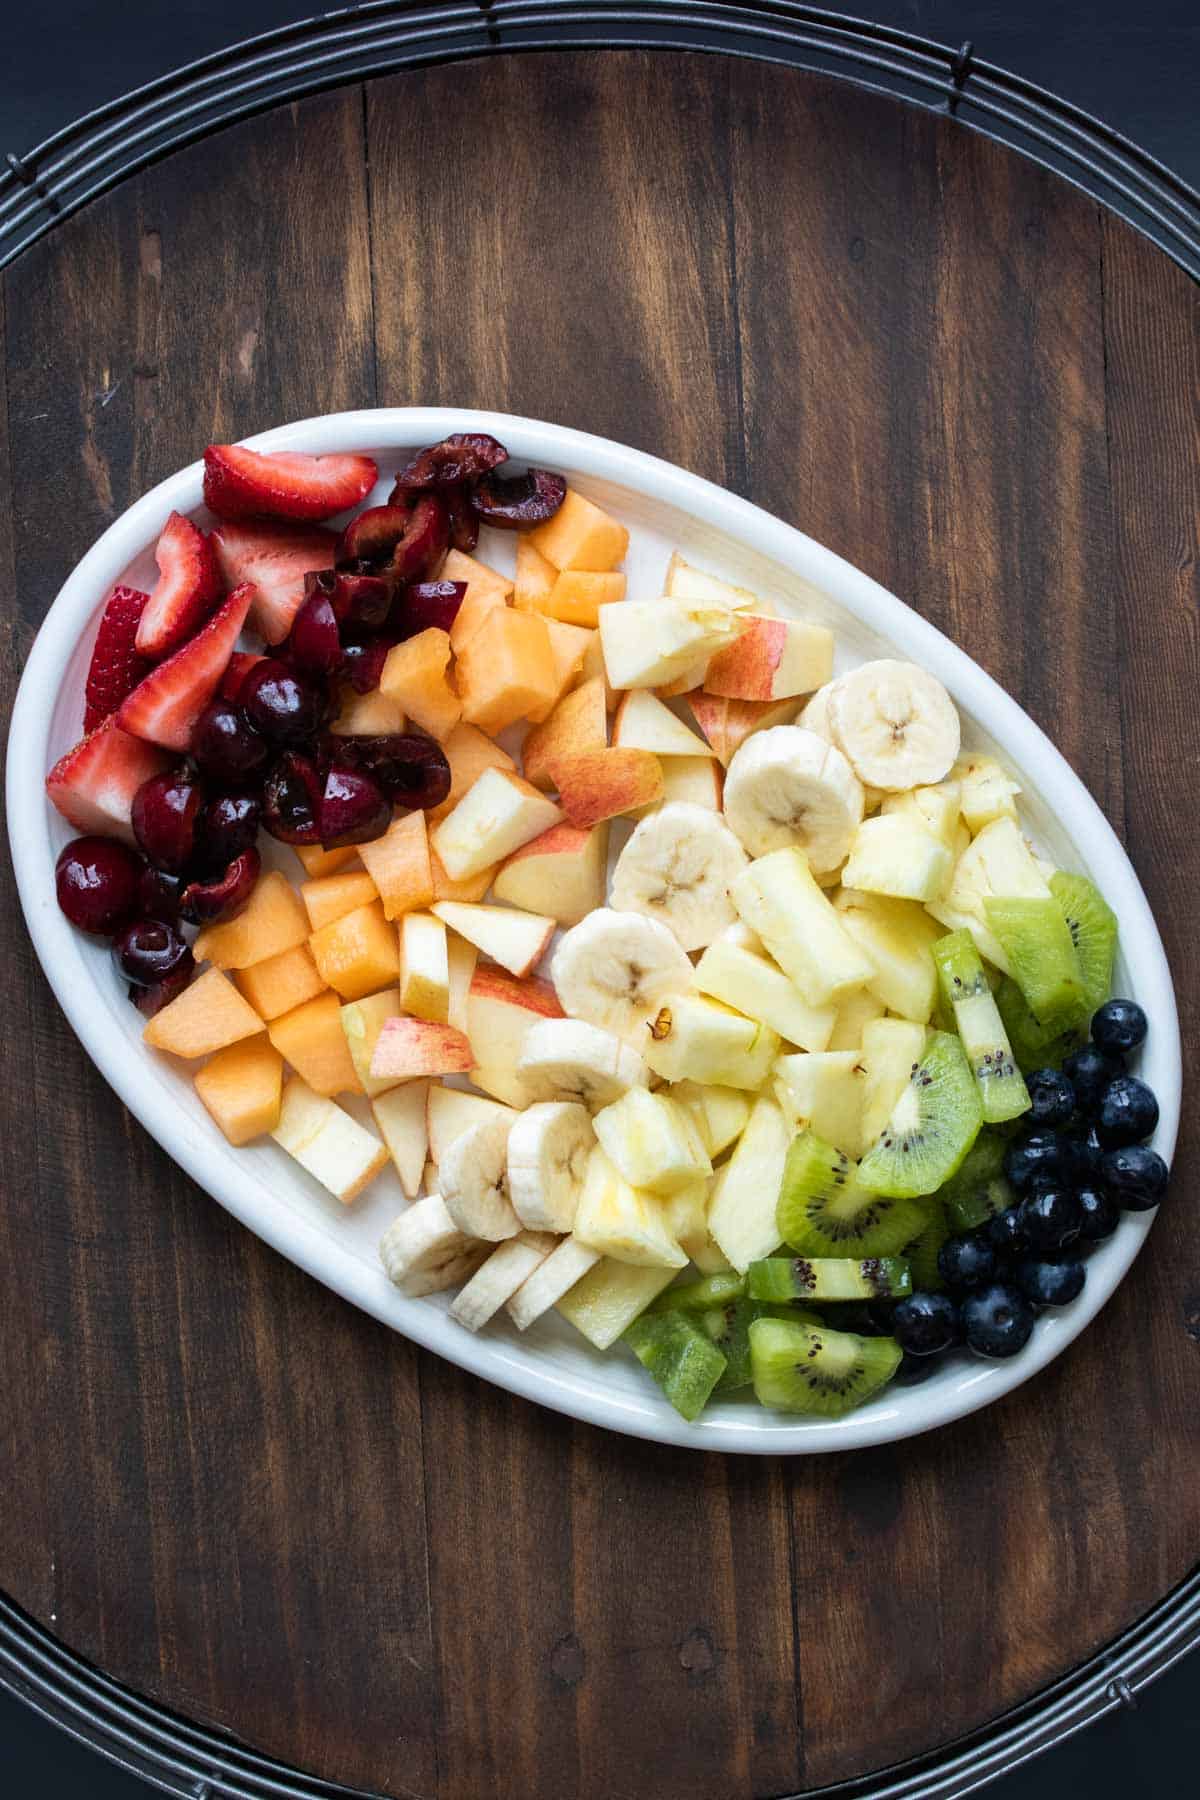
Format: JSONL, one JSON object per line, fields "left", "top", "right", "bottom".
{"left": 44, "top": 429, "right": 1170, "bottom": 1427}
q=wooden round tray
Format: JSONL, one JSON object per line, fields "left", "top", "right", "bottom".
{"left": 1, "top": 47, "right": 1196, "bottom": 1800}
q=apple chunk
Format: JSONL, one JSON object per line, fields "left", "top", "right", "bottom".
{"left": 271, "top": 1077, "right": 389, "bottom": 1204}
{"left": 426, "top": 1082, "right": 517, "bottom": 1164}
{"left": 599, "top": 596, "right": 742, "bottom": 689}
{"left": 370, "top": 1017, "right": 474, "bottom": 1081}
{"left": 612, "top": 688, "right": 711, "bottom": 756}
{"left": 553, "top": 747, "right": 663, "bottom": 828}
{"left": 371, "top": 1078, "right": 429, "bottom": 1198}
{"left": 492, "top": 822, "right": 607, "bottom": 926}
{"left": 432, "top": 900, "right": 555, "bottom": 979}
{"left": 522, "top": 675, "right": 607, "bottom": 791}
{"left": 466, "top": 965, "right": 564, "bottom": 1106}
{"left": 703, "top": 615, "right": 834, "bottom": 701}
{"left": 431, "top": 767, "right": 562, "bottom": 881}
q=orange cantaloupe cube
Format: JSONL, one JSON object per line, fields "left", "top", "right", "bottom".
{"left": 513, "top": 537, "right": 558, "bottom": 611}
{"left": 143, "top": 967, "right": 264, "bottom": 1059}
{"left": 528, "top": 489, "right": 629, "bottom": 571}
{"left": 235, "top": 943, "right": 327, "bottom": 1021}
{"left": 449, "top": 584, "right": 507, "bottom": 653}
{"left": 193, "top": 870, "right": 310, "bottom": 970}
{"left": 268, "top": 990, "right": 363, "bottom": 1096}
{"left": 309, "top": 900, "right": 401, "bottom": 1000}
{"left": 441, "top": 548, "right": 514, "bottom": 604}
{"left": 194, "top": 1036, "right": 284, "bottom": 1144}
{"left": 428, "top": 721, "right": 517, "bottom": 823}
{"left": 525, "top": 620, "right": 593, "bottom": 723}
{"left": 300, "top": 869, "right": 380, "bottom": 932}
{"left": 330, "top": 686, "right": 405, "bottom": 735}
{"left": 380, "top": 629, "right": 461, "bottom": 740}
{"left": 455, "top": 607, "right": 558, "bottom": 735}
{"left": 357, "top": 809, "right": 434, "bottom": 920}
{"left": 522, "top": 674, "right": 607, "bottom": 790}
{"left": 430, "top": 844, "right": 495, "bottom": 904}
{"left": 293, "top": 844, "right": 359, "bottom": 878}
{"left": 542, "top": 570, "right": 626, "bottom": 627}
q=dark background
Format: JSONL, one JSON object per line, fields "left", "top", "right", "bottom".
{"left": 1, "top": 1, "right": 1196, "bottom": 1795}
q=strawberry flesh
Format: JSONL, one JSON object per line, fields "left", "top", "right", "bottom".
{"left": 117, "top": 583, "right": 255, "bottom": 752}
{"left": 211, "top": 518, "right": 336, "bottom": 644}
{"left": 84, "top": 585, "right": 152, "bottom": 731}
{"left": 46, "top": 716, "right": 170, "bottom": 844}
{"left": 135, "top": 512, "right": 224, "bottom": 658}
{"left": 203, "top": 445, "right": 377, "bottom": 522}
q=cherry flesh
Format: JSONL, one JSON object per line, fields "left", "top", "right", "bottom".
{"left": 180, "top": 847, "right": 261, "bottom": 925}
{"left": 319, "top": 764, "right": 391, "bottom": 848}
{"left": 131, "top": 767, "right": 205, "bottom": 873}
{"left": 191, "top": 700, "right": 269, "bottom": 784}
{"left": 114, "top": 917, "right": 192, "bottom": 987}
{"left": 470, "top": 467, "right": 566, "bottom": 528}
{"left": 241, "top": 659, "right": 326, "bottom": 746}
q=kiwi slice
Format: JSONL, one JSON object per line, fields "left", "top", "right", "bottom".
{"left": 748, "top": 1256, "right": 912, "bottom": 1304}
{"left": 857, "top": 1030, "right": 983, "bottom": 1199}
{"left": 777, "top": 1130, "right": 927, "bottom": 1256}
{"left": 749, "top": 1315, "right": 902, "bottom": 1417}
{"left": 649, "top": 1272, "right": 745, "bottom": 1314}
{"left": 936, "top": 1128, "right": 1015, "bottom": 1229}
{"left": 902, "top": 1198, "right": 950, "bottom": 1291}
{"left": 933, "top": 930, "right": 1031, "bottom": 1124}
{"left": 995, "top": 976, "right": 1086, "bottom": 1072}
{"left": 1050, "top": 871, "right": 1117, "bottom": 1010}
{"left": 695, "top": 1298, "right": 764, "bottom": 1393}
{"left": 623, "top": 1312, "right": 726, "bottom": 1421}
{"left": 984, "top": 896, "right": 1086, "bottom": 1020}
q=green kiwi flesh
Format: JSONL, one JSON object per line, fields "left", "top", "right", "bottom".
{"left": 857, "top": 1030, "right": 983, "bottom": 1199}
{"left": 1050, "top": 871, "right": 1117, "bottom": 1010}
{"left": 747, "top": 1256, "right": 912, "bottom": 1304}
{"left": 933, "top": 929, "right": 1031, "bottom": 1124}
{"left": 749, "top": 1316, "right": 902, "bottom": 1417}
{"left": 776, "top": 1129, "right": 927, "bottom": 1256}
{"left": 623, "top": 1312, "right": 726, "bottom": 1421}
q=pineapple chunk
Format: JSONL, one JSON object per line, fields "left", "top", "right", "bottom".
{"left": 774, "top": 1050, "right": 867, "bottom": 1159}
{"left": 955, "top": 756, "right": 1022, "bottom": 832}
{"left": 835, "top": 889, "right": 943, "bottom": 1024}
{"left": 928, "top": 816, "right": 1050, "bottom": 973}
{"left": 880, "top": 779, "right": 962, "bottom": 847}
{"left": 671, "top": 1082, "right": 752, "bottom": 1158}
{"left": 826, "top": 987, "right": 886, "bottom": 1051}
{"left": 707, "top": 1095, "right": 790, "bottom": 1272}
{"left": 592, "top": 1089, "right": 712, "bottom": 1196}
{"left": 842, "top": 813, "right": 953, "bottom": 903}
{"left": 556, "top": 1258, "right": 678, "bottom": 1350}
{"left": 271, "top": 1077, "right": 388, "bottom": 1203}
{"left": 693, "top": 929, "right": 836, "bottom": 1051}
{"left": 731, "top": 847, "right": 875, "bottom": 1007}
{"left": 860, "top": 1018, "right": 928, "bottom": 1146}
{"left": 642, "top": 993, "right": 780, "bottom": 1090}
{"left": 571, "top": 1145, "right": 687, "bottom": 1272}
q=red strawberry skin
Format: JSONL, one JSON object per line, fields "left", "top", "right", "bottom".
{"left": 84, "top": 585, "right": 152, "bottom": 731}
{"left": 46, "top": 716, "right": 170, "bottom": 844}
{"left": 117, "top": 583, "right": 255, "bottom": 751}
{"left": 135, "top": 511, "right": 223, "bottom": 658}
{"left": 203, "top": 445, "right": 377, "bottom": 523}
{"left": 211, "top": 519, "right": 335, "bottom": 644}
{"left": 220, "top": 650, "right": 266, "bottom": 701}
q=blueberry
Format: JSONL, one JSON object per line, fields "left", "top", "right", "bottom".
{"left": 961, "top": 1283, "right": 1036, "bottom": 1358}
{"left": 1015, "top": 1257, "right": 1086, "bottom": 1307}
{"left": 1017, "top": 1186, "right": 1082, "bottom": 1251}
{"left": 1077, "top": 1185, "right": 1120, "bottom": 1243}
{"left": 1095, "top": 1076, "right": 1159, "bottom": 1148}
{"left": 1091, "top": 998, "right": 1148, "bottom": 1056}
{"left": 1101, "top": 1145, "right": 1169, "bottom": 1211}
{"left": 984, "top": 1205, "right": 1029, "bottom": 1257}
{"left": 1026, "top": 1068, "right": 1077, "bottom": 1127}
{"left": 826, "top": 1301, "right": 891, "bottom": 1337}
{"left": 937, "top": 1233, "right": 996, "bottom": 1293}
{"left": 1065, "top": 1123, "right": 1105, "bottom": 1184}
{"left": 892, "top": 1292, "right": 960, "bottom": 1356}
{"left": 1004, "top": 1130, "right": 1070, "bottom": 1195}
{"left": 1063, "top": 1044, "right": 1124, "bottom": 1115}
{"left": 892, "top": 1348, "right": 940, "bottom": 1386}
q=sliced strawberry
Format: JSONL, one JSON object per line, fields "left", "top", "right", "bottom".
{"left": 211, "top": 518, "right": 336, "bottom": 644}
{"left": 46, "top": 716, "right": 170, "bottom": 844}
{"left": 135, "top": 512, "right": 224, "bottom": 658}
{"left": 84, "top": 585, "right": 152, "bottom": 731}
{"left": 117, "top": 584, "right": 255, "bottom": 751}
{"left": 203, "top": 445, "right": 378, "bottom": 522}
{"left": 220, "top": 650, "right": 266, "bottom": 701}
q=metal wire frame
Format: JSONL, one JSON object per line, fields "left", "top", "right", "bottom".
{"left": 2, "top": 1570, "right": 1200, "bottom": 1799}
{"left": 0, "top": 0, "right": 1198, "bottom": 277}
{"left": 2, "top": 1, "right": 1198, "bottom": 1792}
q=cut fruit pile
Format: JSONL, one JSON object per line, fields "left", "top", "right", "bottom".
{"left": 44, "top": 430, "right": 1170, "bottom": 1426}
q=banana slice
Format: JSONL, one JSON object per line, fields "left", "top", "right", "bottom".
{"left": 506, "top": 1235, "right": 603, "bottom": 1330}
{"left": 551, "top": 907, "right": 694, "bottom": 1044}
{"left": 379, "top": 1195, "right": 488, "bottom": 1296}
{"left": 798, "top": 679, "right": 839, "bottom": 739}
{"left": 449, "top": 1231, "right": 560, "bottom": 1331}
{"left": 440, "top": 1116, "right": 522, "bottom": 1240}
{"left": 516, "top": 1018, "right": 651, "bottom": 1110}
{"left": 609, "top": 801, "right": 748, "bottom": 950}
{"left": 506, "top": 1101, "right": 595, "bottom": 1232}
{"left": 828, "top": 659, "right": 960, "bottom": 790}
{"left": 722, "top": 726, "right": 864, "bottom": 869}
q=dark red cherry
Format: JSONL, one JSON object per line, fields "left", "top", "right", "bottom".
{"left": 470, "top": 467, "right": 566, "bottom": 528}
{"left": 180, "top": 847, "right": 261, "bottom": 925}
{"left": 137, "top": 864, "right": 184, "bottom": 922}
{"left": 55, "top": 836, "right": 143, "bottom": 935}
{"left": 340, "top": 636, "right": 397, "bottom": 694}
{"left": 131, "top": 959, "right": 196, "bottom": 1017}
{"left": 333, "top": 733, "right": 451, "bottom": 810}
{"left": 287, "top": 591, "right": 343, "bottom": 677}
{"left": 389, "top": 433, "right": 508, "bottom": 493}
{"left": 319, "top": 763, "right": 391, "bottom": 848}
{"left": 190, "top": 700, "right": 269, "bottom": 783}
{"left": 336, "top": 504, "right": 411, "bottom": 568}
{"left": 261, "top": 752, "right": 323, "bottom": 844}
{"left": 398, "top": 580, "right": 466, "bottom": 638}
{"left": 444, "top": 482, "right": 480, "bottom": 553}
{"left": 302, "top": 566, "right": 393, "bottom": 633}
{"left": 114, "top": 917, "right": 192, "bottom": 987}
{"left": 388, "top": 493, "right": 449, "bottom": 583}
{"left": 241, "top": 658, "right": 327, "bottom": 745}
{"left": 196, "top": 792, "right": 261, "bottom": 872}
{"left": 131, "top": 767, "right": 205, "bottom": 873}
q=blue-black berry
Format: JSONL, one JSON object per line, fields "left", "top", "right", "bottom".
{"left": 1101, "top": 1145, "right": 1169, "bottom": 1210}
{"left": 1063, "top": 1044, "right": 1124, "bottom": 1115}
{"left": 1091, "top": 998, "right": 1147, "bottom": 1055}
{"left": 937, "top": 1234, "right": 996, "bottom": 1293}
{"left": 892, "top": 1291, "right": 960, "bottom": 1356}
{"left": 1076, "top": 1185, "right": 1120, "bottom": 1242}
{"left": 961, "top": 1284, "right": 1036, "bottom": 1358}
{"left": 1015, "top": 1257, "right": 1086, "bottom": 1306}
{"left": 1095, "top": 1075, "right": 1159, "bottom": 1148}
{"left": 1017, "top": 1186, "right": 1082, "bottom": 1251}
{"left": 1026, "top": 1068, "right": 1077, "bottom": 1127}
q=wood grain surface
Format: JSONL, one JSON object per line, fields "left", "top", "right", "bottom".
{"left": 1, "top": 52, "right": 1197, "bottom": 1800}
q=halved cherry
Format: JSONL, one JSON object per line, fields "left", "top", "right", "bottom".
{"left": 444, "top": 483, "right": 480, "bottom": 553}
{"left": 303, "top": 565, "right": 392, "bottom": 630}
{"left": 131, "top": 959, "right": 196, "bottom": 1018}
{"left": 138, "top": 864, "right": 184, "bottom": 922}
{"left": 331, "top": 733, "right": 451, "bottom": 810}
{"left": 470, "top": 467, "right": 567, "bottom": 529}
{"left": 319, "top": 764, "right": 392, "bottom": 848}
{"left": 336, "top": 504, "right": 411, "bottom": 568}
{"left": 131, "top": 767, "right": 205, "bottom": 873}
{"left": 389, "top": 493, "right": 449, "bottom": 583}
{"left": 180, "top": 847, "right": 261, "bottom": 924}
{"left": 114, "top": 917, "right": 193, "bottom": 987}
{"left": 196, "top": 792, "right": 261, "bottom": 872}
{"left": 389, "top": 433, "right": 508, "bottom": 493}
{"left": 288, "top": 591, "right": 343, "bottom": 677}
{"left": 340, "top": 636, "right": 397, "bottom": 694}
{"left": 398, "top": 580, "right": 466, "bottom": 638}
{"left": 261, "top": 752, "right": 323, "bottom": 844}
